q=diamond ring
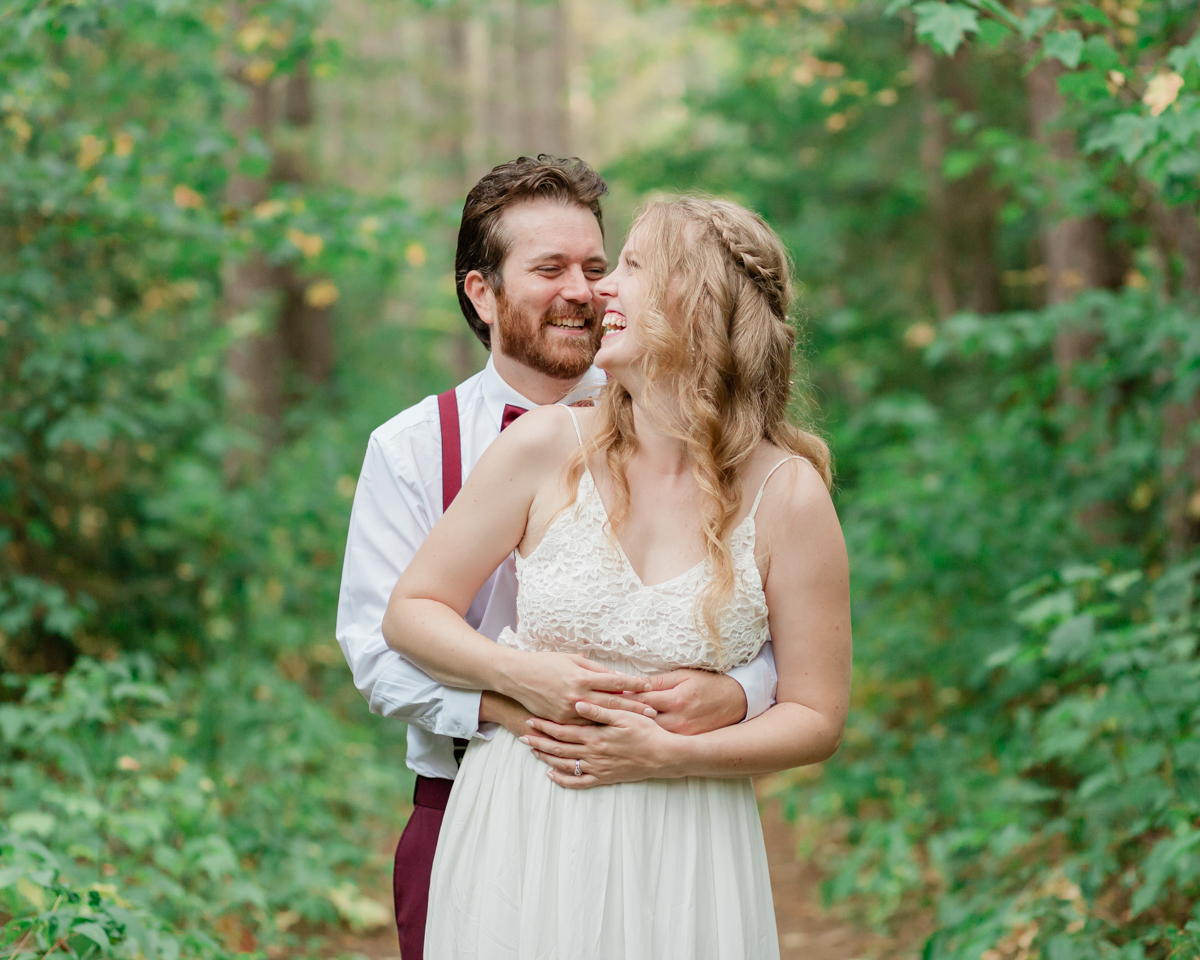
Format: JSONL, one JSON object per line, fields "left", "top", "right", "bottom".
{"left": 573, "top": 759, "right": 582, "bottom": 777}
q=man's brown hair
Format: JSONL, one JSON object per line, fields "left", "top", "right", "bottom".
{"left": 455, "top": 155, "right": 608, "bottom": 348}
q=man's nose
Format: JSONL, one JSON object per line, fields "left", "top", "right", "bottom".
{"left": 560, "top": 264, "right": 593, "bottom": 303}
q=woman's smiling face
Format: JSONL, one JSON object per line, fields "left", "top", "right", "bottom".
{"left": 592, "top": 236, "right": 645, "bottom": 374}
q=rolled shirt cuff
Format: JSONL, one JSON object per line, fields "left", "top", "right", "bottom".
{"left": 727, "top": 659, "right": 776, "bottom": 723}
{"left": 433, "top": 686, "right": 485, "bottom": 740}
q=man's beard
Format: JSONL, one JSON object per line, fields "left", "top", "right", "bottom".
{"left": 494, "top": 292, "right": 602, "bottom": 380}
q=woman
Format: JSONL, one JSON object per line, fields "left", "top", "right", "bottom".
{"left": 383, "top": 197, "right": 851, "bottom": 959}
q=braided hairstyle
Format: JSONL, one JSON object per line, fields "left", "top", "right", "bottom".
{"left": 564, "top": 197, "right": 831, "bottom": 654}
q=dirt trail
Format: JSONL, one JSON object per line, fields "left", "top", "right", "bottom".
{"left": 760, "top": 799, "right": 884, "bottom": 960}
{"left": 327, "top": 795, "right": 891, "bottom": 960}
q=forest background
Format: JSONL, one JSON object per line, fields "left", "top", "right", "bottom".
{"left": 3, "top": 0, "right": 1200, "bottom": 957}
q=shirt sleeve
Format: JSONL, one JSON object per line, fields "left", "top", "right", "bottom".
{"left": 335, "top": 432, "right": 484, "bottom": 740}
{"left": 726, "top": 640, "right": 777, "bottom": 722}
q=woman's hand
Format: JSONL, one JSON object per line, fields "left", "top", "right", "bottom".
{"left": 500, "top": 653, "right": 653, "bottom": 724}
{"left": 520, "top": 701, "right": 687, "bottom": 788}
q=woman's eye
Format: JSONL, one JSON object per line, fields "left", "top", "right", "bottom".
{"left": 626, "top": 259, "right": 639, "bottom": 269}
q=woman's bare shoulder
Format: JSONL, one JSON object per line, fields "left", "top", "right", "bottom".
{"left": 483, "top": 404, "right": 585, "bottom": 469}
{"left": 751, "top": 442, "right": 827, "bottom": 495}
{"left": 748, "top": 442, "right": 837, "bottom": 541}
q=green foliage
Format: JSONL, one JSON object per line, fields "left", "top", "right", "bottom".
{"left": 0, "top": 0, "right": 414, "bottom": 669}
{"left": 0, "top": 0, "right": 451, "bottom": 953}
{"left": 0, "top": 655, "right": 408, "bottom": 957}
{"left": 809, "top": 296, "right": 1200, "bottom": 957}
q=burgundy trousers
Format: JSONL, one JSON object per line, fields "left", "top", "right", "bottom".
{"left": 393, "top": 776, "right": 454, "bottom": 960}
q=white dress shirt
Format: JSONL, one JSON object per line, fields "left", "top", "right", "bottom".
{"left": 336, "top": 356, "right": 778, "bottom": 780}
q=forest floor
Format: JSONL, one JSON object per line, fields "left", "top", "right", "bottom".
{"left": 322, "top": 781, "right": 929, "bottom": 960}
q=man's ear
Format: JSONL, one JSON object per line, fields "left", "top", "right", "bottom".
{"left": 464, "top": 270, "right": 499, "bottom": 334}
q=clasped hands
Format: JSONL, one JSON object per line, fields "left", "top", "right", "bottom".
{"left": 483, "top": 650, "right": 747, "bottom": 790}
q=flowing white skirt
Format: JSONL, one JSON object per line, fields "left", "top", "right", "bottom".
{"left": 424, "top": 727, "right": 780, "bottom": 960}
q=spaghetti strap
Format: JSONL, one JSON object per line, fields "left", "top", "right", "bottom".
{"left": 749, "top": 456, "right": 806, "bottom": 519}
{"left": 563, "top": 405, "right": 583, "bottom": 445}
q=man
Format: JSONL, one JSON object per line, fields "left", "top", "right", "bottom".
{"left": 335, "top": 156, "right": 778, "bottom": 960}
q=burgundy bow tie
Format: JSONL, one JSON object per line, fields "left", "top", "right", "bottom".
{"left": 501, "top": 403, "right": 528, "bottom": 431}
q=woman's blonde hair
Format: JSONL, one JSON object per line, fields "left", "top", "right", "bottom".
{"left": 567, "top": 196, "right": 831, "bottom": 645}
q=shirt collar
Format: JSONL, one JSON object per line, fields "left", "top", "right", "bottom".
{"left": 480, "top": 355, "right": 606, "bottom": 428}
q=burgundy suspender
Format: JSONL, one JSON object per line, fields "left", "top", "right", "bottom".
{"left": 437, "top": 389, "right": 462, "bottom": 512}
{"left": 437, "top": 388, "right": 469, "bottom": 766}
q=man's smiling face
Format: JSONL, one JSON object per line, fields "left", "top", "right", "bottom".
{"left": 488, "top": 198, "right": 608, "bottom": 380}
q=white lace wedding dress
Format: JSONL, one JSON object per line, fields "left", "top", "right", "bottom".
{"left": 425, "top": 415, "right": 793, "bottom": 959}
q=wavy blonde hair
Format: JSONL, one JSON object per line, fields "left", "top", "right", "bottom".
{"left": 566, "top": 196, "right": 832, "bottom": 645}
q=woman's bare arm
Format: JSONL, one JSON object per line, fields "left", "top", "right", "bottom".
{"left": 382, "top": 406, "right": 649, "bottom": 723}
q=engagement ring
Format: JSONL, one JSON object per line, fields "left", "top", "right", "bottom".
{"left": 573, "top": 759, "right": 582, "bottom": 777}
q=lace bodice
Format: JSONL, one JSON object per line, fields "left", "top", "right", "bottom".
{"left": 497, "top": 419, "right": 799, "bottom": 674}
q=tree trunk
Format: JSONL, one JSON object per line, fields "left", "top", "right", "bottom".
{"left": 1162, "top": 395, "right": 1200, "bottom": 559}
{"left": 1027, "top": 59, "right": 1109, "bottom": 410}
{"left": 274, "top": 61, "right": 336, "bottom": 392}
{"left": 222, "top": 10, "right": 334, "bottom": 481}
{"left": 912, "top": 44, "right": 957, "bottom": 319}
{"left": 514, "top": 0, "right": 570, "bottom": 157}
{"left": 1153, "top": 203, "right": 1200, "bottom": 558}
{"left": 222, "top": 11, "right": 281, "bottom": 480}
{"left": 912, "top": 44, "right": 1003, "bottom": 318}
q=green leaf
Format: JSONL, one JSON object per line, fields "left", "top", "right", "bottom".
{"left": 1072, "top": 3, "right": 1111, "bottom": 26}
{"left": 0, "top": 866, "right": 25, "bottom": 888}
{"left": 977, "top": 18, "right": 1010, "bottom": 48}
{"left": 1081, "top": 35, "right": 1121, "bottom": 71}
{"left": 72, "top": 921, "right": 110, "bottom": 949}
{"left": 1043, "top": 30, "right": 1084, "bottom": 69}
{"left": 914, "top": 2, "right": 981, "bottom": 55}
{"left": 1061, "top": 564, "right": 1103, "bottom": 583}
{"left": 1016, "top": 589, "right": 1075, "bottom": 626}
{"left": 1020, "top": 6, "right": 1055, "bottom": 39}
{"left": 965, "top": 0, "right": 1022, "bottom": 29}
{"left": 1106, "top": 570, "right": 1143, "bottom": 595}
{"left": 1168, "top": 33, "right": 1200, "bottom": 73}
{"left": 943, "top": 149, "right": 981, "bottom": 180}
{"left": 44, "top": 411, "right": 114, "bottom": 451}
{"left": 1085, "top": 113, "right": 1160, "bottom": 163}
{"left": 9, "top": 811, "right": 56, "bottom": 836}
{"left": 1045, "top": 613, "right": 1095, "bottom": 663}
{"left": 985, "top": 643, "right": 1020, "bottom": 668}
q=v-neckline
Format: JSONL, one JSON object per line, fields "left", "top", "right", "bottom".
{"left": 581, "top": 467, "right": 754, "bottom": 590}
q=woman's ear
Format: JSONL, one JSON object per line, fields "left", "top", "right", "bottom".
{"left": 464, "top": 270, "right": 499, "bottom": 332}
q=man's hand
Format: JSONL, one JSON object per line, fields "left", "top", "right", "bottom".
{"left": 500, "top": 651, "right": 652, "bottom": 723}
{"left": 479, "top": 690, "right": 535, "bottom": 740}
{"left": 480, "top": 687, "right": 648, "bottom": 741}
{"left": 634, "top": 669, "right": 747, "bottom": 735}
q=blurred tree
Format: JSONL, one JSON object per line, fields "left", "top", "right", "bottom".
{"left": 0, "top": 0, "right": 412, "bottom": 671}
